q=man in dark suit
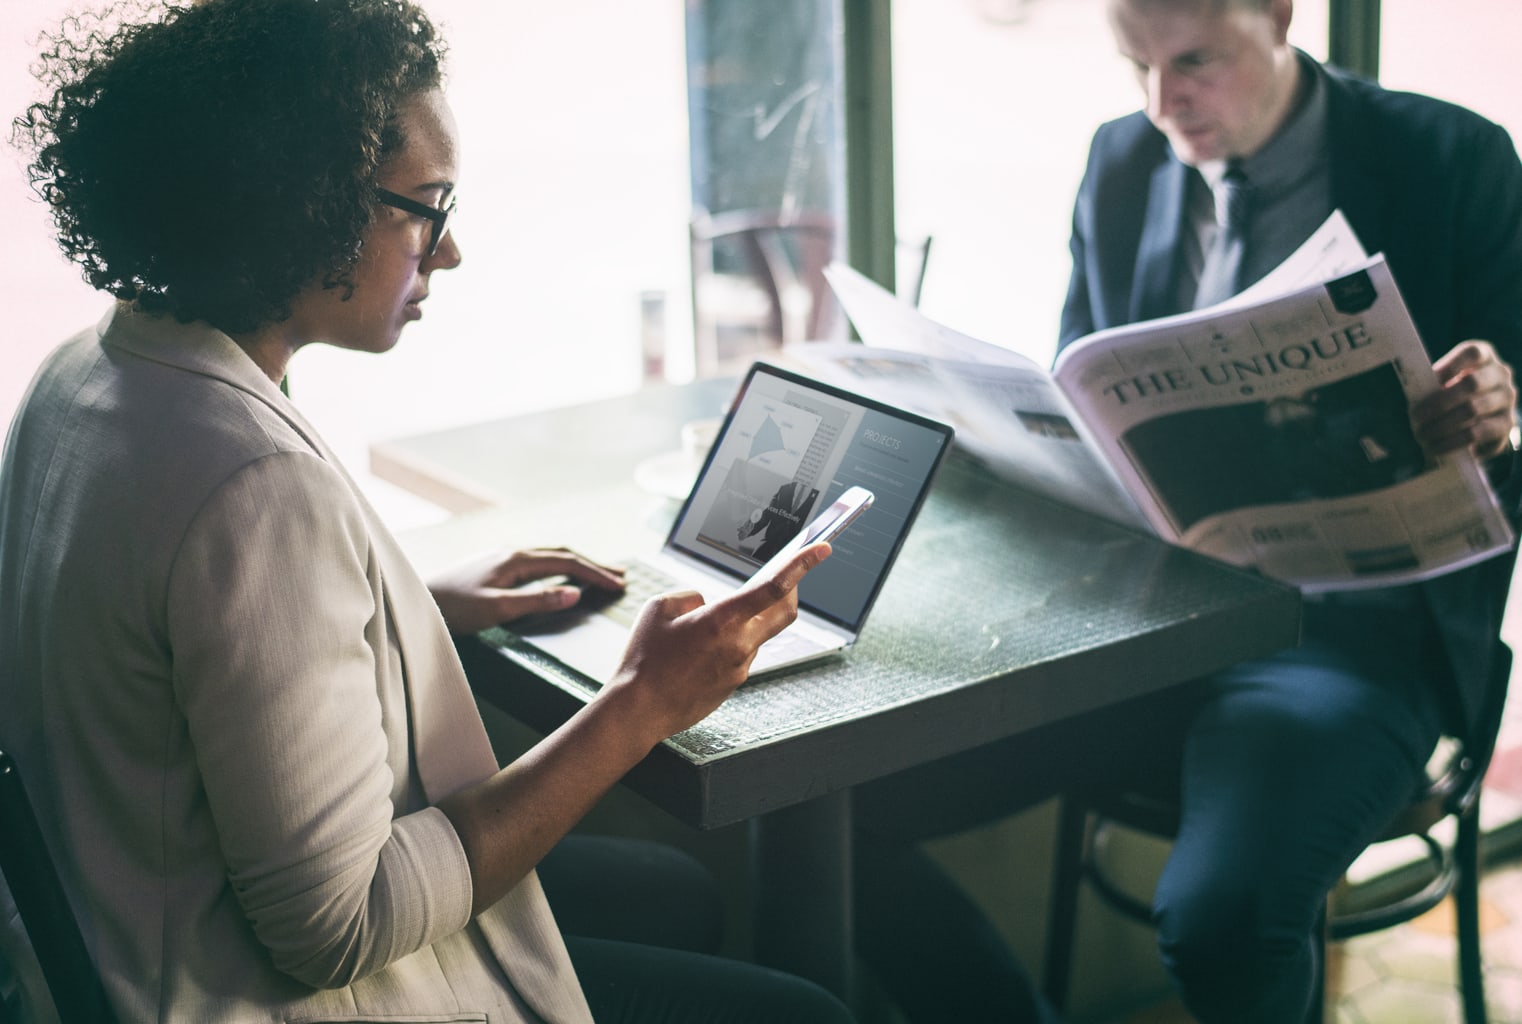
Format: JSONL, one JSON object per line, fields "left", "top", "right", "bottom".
{"left": 852, "top": 2, "right": 1522, "bottom": 1021}
{"left": 1057, "top": 2, "right": 1521, "bottom": 1019}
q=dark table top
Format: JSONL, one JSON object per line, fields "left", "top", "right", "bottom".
{"left": 387, "top": 376, "right": 1302, "bottom": 830}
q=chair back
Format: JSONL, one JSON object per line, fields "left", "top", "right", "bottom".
{"left": 690, "top": 208, "right": 840, "bottom": 375}
{"left": 0, "top": 750, "right": 115, "bottom": 1024}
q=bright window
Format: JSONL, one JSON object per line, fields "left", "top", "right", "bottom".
{"left": 1380, "top": 0, "right": 1522, "bottom": 139}
{"left": 1, "top": 1, "right": 693, "bottom": 528}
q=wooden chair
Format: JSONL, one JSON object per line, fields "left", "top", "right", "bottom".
{"left": 1041, "top": 657, "right": 1509, "bottom": 1024}
{"left": 690, "top": 208, "right": 840, "bottom": 376}
{"left": 0, "top": 749, "right": 116, "bottom": 1024}
{"left": 689, "top": 208, "right": 936, "bottom": 376}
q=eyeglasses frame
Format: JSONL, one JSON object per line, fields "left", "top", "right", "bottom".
{"left": 375, "top": 187, "right": 457, "bottom": 256}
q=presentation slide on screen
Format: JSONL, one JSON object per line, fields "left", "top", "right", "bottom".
{"left": 670, "top": 371, "right": 947, "bottom": 626}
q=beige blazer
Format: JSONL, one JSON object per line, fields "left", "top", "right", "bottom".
{"left": 0, "top": 305, "right": 592, "bottom": 1023}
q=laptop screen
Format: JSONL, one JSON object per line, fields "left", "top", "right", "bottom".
{"left": 667, "top": 362, "right": 955, "bottom": 631}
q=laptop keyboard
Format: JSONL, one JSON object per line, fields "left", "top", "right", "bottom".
{"left": 583, "top": 560, "right": 679, "bottom": 627}
{"left": 521, "top": 557, "right": 835, "bottom": 679}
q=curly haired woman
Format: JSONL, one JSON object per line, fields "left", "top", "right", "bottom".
{"left": 0, "top": 2, "right": 852, "bottom": 1021}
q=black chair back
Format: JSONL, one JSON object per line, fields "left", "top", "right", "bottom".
{"left": 0, "top": 750, "right": 115, "bottom": 1024}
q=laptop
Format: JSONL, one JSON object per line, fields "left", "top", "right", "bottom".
{"left": 512, "top": 361, "right": 955, "bottom": 682}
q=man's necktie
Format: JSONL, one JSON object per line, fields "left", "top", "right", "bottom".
{"left": 1193, "top": 159, "right": 1251, "bottom": 308}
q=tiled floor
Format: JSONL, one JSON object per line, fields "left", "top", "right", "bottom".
{"left": 1097, "top": 695, "right": 1522, "bottom": 1024}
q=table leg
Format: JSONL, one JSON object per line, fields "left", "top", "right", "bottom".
{"left": 748, "top": 789, "right": 855, "bottom": 1005}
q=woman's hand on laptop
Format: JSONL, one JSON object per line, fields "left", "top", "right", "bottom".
{"left": 603, "top": 542, "right": 832, "bottom": 740}
{"left": 437, "top": 542, "right": 825, "bottom": 916}
{"left": 428, "top": 546, "right": 627, "bottom": 634}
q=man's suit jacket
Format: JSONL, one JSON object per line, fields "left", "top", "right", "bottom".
{"left": 1058, "top": 57, "right": 1522, "bottom": 741}
{"left": 0, "top": 305, "right": 592, "bottom": 1023}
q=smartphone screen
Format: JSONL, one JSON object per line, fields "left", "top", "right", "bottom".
{"left": 751, "top": 486, "right": 874, "bottom": 583}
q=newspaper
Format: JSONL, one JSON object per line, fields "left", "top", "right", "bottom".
{"left": 788, "top": 213, "right": 1513, "bottom": 591}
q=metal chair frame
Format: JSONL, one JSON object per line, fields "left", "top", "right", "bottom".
{"left": 1042, "top": 661, "right": 1508, "bottom": 1024}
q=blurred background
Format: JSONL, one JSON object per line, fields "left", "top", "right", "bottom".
{"left": 17, "top": 0, "right": 1519, "bottom": 533}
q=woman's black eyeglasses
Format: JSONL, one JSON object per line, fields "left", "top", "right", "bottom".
{"left": 375, "top": 187, "right": 457, "bottom": 256}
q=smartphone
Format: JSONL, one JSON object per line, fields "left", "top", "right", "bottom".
{"left": 750, "top": 485, "right": 874, "bottom": 583}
